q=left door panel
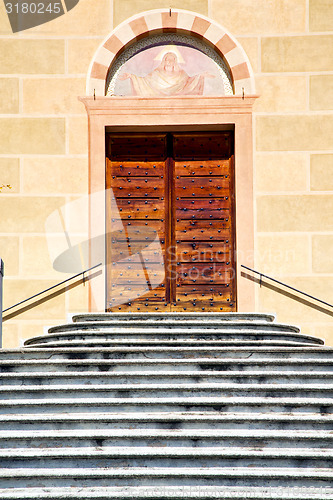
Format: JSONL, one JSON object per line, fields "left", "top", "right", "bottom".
{"left": 106, "top": 134, "right": 169, "bottom": 312}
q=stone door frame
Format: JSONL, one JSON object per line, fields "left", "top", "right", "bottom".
{"left": 80, "top": 95, "right": 256, "bottom": 311}
{"left": 79, "top": 9, "right": 257, "bottom": 312}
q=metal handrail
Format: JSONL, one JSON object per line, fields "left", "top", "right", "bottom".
{"left": 241, "top": 264, "right": 333, "bottom": 309}
{"left": 3, "top": 263, "right": 102, "bottom": 314}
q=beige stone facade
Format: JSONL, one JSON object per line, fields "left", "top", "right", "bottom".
{"left": 0, "top": 0, "right": 333, "bottom": 346}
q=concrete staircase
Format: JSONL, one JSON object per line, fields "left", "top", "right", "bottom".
{"left": 0, "top": 312, "right": 333, "bottom": 499}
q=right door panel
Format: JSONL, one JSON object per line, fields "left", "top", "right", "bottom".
{"left": 172, "top": 133, "right": 236, "bottom": 312}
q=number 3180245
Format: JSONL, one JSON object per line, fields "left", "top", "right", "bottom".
{"left": 5, "top": 3, "right": 62, "bottom": 14}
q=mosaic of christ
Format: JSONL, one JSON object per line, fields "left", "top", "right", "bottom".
{"left": 114, "top": 45, "right": 225, "bottom": 97}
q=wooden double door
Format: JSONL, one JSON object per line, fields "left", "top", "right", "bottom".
{"left": 106, "top": 132, "right": 236, "bottom": 312}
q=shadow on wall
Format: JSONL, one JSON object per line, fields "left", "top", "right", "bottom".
{"left": 2, "top": 269, "right": 101, "bottom": 322}
{"left": 242, "top": 271, "right": 333, "bottom": 318}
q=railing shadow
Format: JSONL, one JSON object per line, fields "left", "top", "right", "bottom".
{"left": 2, "top": 269, "right": 102, "bottom": 322}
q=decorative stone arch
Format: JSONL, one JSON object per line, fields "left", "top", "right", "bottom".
{"left": 87, "top": 8, "right": 255, "bottom": 97}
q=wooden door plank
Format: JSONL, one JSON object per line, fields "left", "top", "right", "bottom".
{"left": 176, "top": 212, "right": 229, "bottom": 222}
{"left": 176, "top": 229, "right": 230, "bottom": 240}
{"left": 176, "top": 243, "right": 230, "bottom": 262}
{"left": 175, "top": 176, "right": 229, "bottom": 188}
{"left": 175, "top": 161, "right": 230, "bottom": 176}
{"left": 109, "top": 244, "right": 165, "bottom": 262}
{"left": 176, "top": 267, "right": 233, "bottom": 285}
{"left": 110, "top": 303, "right": 169, "bottom": 312}
{"left": 108, "top": 284, "right": 167, "bottom": 310}
{"left": 176, "top": 219, "right": 230, "bottom": 229}
{"left": 110, "top": 284, "right": 166, "bottom": 295}
{"left": 176, "top": 210, "right": 229, "bottom": 220}
{"left": 176, "top": 219, "right": 230, "bottom": 231}
{"left": 110, "top": 242, "right": 164, "bottom": 258}
{"left": 176, "top": 290, "right": 231, "bottom": 301}
{"left": 173, "top": 133, "right": 233, "bottom": 160}
{"left": 176, "top": 284, "right": 232, "bottom": 293}
{"left": 174, "top": 298, "right": 232, "bottom": 306}
{"left": 110, "top": 261, "right": 165, "bottom": 272}
{"left": 115, "top": 199, "right": 165, "bottom": 220}
{"left": 175, "top": 179, "right": 229, "bottom": 197}
{"left": 176, "top": 198, "right": 230, "bottom": 220}
{"left": 176, "top": 199, "right": 230, "bottom": 209}
{"left": 110, "top": 277, "right": 165, "bottom": 285}
{"left": 121, "top": 296, "right": 168, "bottom": 305}
{"left": 109, "top": 287, "right": 167, "bottom": 302}
{"left": 107, "top": 134, "right": 167, "bottom": 161}
{"left": 171, "top": 303, "right": 235, "bottom": 312}
{"left": 111, "top": 177, "right": 164, "bottom": 198}
{"left": 110, "top": 162, "right": 164, "bottom": 176}
{"left": 110, "top": 220, "right": 164, "bottom": 239}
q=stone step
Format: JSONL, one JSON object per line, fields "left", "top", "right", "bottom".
{"left": 25, "top": 329, "right": 323, "bottom": 343}
{"left": 27, "top": 330, "right": 314, "bottom": 343}
{"left": 2, "top": 370, "right": 333, "bottom": 386}
{"left": 0, "top": 428, "right": 332, "bottom": 449}
{"left": 24, "top": 340, "right": 320, "bottom": 350}
{"left": 0, "top": 486, "right": 332, "bottom": 500}
{"left": 0, "top": 412, "right": 332, "bottom": 431}
{"left": 47, "top": 322, "right": 301, "bottom": 335}
{"left": 1, "top": 485, "right": 333, "bottom": 500}
{"left": 0, "top": 467, "right": 332, "bottom": 488}
{"left": 0, "top": 312, "right": 331, "bottom": 498}
{"left": 1, "top": 357, "right": 333, "bottom": 373}
{"left": 1, "top": 446, "right": 333, "bottom": 469}
{"left": 0, "top": 383, "right": 333, "bottom": 400}
{"left": 71, "top": 312, "right": 276, "bottom": 324}
{"left": 0, "top": 396, "right": 332, "bottom": 415}
{"left": 1, "top": 346, "right": 332, "bottom": 361}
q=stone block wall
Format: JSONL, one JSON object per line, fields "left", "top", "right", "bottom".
{"left": 0, "top": 0, "right": 113, "bottom": 346}
{"left": 0, "top": 0, "right": 332, "bottom": 345}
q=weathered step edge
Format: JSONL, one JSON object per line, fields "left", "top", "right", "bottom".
{"left": 24, "top": 331, "right": 324, "bottom": 347}
{"left": 0, "top": 486, "right": 332, "bottom": 500}
{"left": 47, "top": 322, "right": 301, "bottom": 335}
{"left": 71, "top": 312, "right": 276, "bottom": 323}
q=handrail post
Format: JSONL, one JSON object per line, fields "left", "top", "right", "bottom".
{"left": 0, "top": 259, "right": 3, "bottom": 348}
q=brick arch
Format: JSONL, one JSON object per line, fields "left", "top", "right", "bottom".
{"left": 87, "top": 9, "right": 255, "bottom": 96}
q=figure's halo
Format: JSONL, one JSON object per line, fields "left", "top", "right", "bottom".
{"left": 154, "top": 45, "right": 185, "bottom": 64}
